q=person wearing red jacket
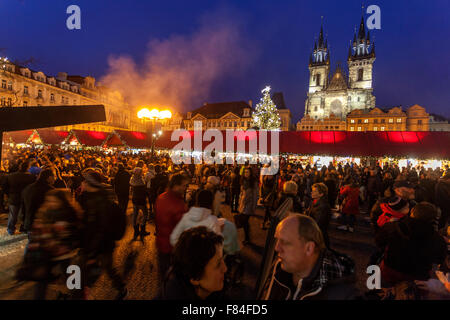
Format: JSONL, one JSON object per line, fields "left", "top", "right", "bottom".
{"left": 337, "top": 178, "right": 360, "bottom": 233}
{"left": 155, "top": 173, "right": 189, "bottom": 282}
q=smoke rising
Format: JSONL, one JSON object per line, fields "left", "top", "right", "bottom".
{"left": 100, "top": 9, "right": 254, "bottom": 113}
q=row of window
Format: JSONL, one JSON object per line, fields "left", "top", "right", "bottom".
{"left": 301, "top": 126, "right": 341, "bottom": 130}
{"left": 350, "top": 126, "right": 387, "bottom": 131}
{"left": 3, "top": 80, "right": 80, "bottom": 99}
{"left": 350, "top": 118, "right": 403, "bottom": 124}
{"left": 186, "top": 120, "right": 249, "bottom": 128}
{"left": 18, "top": 70, "right": 79, "bottom": 93}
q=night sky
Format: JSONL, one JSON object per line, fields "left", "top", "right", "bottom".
{"left": 1, "top": 0, "right": 449, "bottom": 121}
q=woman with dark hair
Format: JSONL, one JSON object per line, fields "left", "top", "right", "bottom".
{"left": 238, "top": 167, "right": 258, "bottom": 245}
{"left": 159, "top": 226, "right": 227, "bottom": 300}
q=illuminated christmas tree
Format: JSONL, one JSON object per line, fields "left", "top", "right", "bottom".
{"left": 251, "top": 86, "right": 281, "bottom": 130}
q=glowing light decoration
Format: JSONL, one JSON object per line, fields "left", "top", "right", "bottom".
{"left": 251, "top": 85, "right": 281, "bottom": 130}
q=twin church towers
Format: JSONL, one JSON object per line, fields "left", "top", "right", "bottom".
{"left": 305, "top": 15, "right": 376, "bottom": 120}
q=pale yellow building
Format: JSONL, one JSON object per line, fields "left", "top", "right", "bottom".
{"left": 296, "top": 114, "right": 346, "bottom": 131}
{"left": 346, "top": 105, "right": 430, "bottom": 132}
{"left": 0, "top": 60, "right": 146, "bottom": 133}
{"left": 346, "top": 107, "right": 407, "bottom": 132}
{"left": 184, "top": 101, "right": 253, "bottom": 130}
{"left": 406, "top": 104, "right": 429, "bottom": 131}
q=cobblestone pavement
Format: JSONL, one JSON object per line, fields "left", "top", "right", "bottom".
{"left": 0, "top": 204, "right": 375, "bottom": 300}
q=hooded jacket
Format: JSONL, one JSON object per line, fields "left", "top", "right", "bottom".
{"left": 170, "top": 206, "right": 220, "bottom": 246}
{"left": 261, "top": 249, "right": 359, "bottom": 300}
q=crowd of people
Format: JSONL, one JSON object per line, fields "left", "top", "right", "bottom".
{"left": 0, "top": 146, "right": 449, "bottom": 300}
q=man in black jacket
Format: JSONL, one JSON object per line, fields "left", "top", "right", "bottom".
{"left": 261, "top": 214, "right": 358, "bottom": 300}
{"left": 435, "top": 173, "right": 450, "bottom": 230}
{"left": 306, "top": 183, "right": 331, "bottom": 248}
{"left": 113, "top": 163, "right": 131, "bottom": 215}
{"left": 3, "top": 162, "right": 36, "bottom": 235}
{"left": 375, "top": 202, "right": 447, "bottom": 286}
{"left": 22, "top": 168, "right": 55, "bottom": 232}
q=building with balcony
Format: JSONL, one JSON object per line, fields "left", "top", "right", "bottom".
{"left": 0, "top": 60, "right": 146, "bottom": 133}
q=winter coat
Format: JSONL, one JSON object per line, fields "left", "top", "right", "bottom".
{"left": 306, "top": 197, "right": 331, "bottom": 248}
{"left": 324, "top": 178, "right": 337, "bottom": 206}
{"left": 150, "top": 173, "right": 169, "bottom": 200}
{"left": 113, "top": 168, "right": 131, "bottom": 198}
{"left": 261, "top": 249, "right": 358, "bottom": 300}
{"left": 170, "top": 207, "right": 220, "bottom": 247}
{"left": 77, "top": 187, "right": 116, "bottom": 255}
{"left": 276, "top": 193, "right": 303, "bottom": 214}
{"left": 367, "top": 175, "right": 382, "bottom": 195}
{"left": 155, "top": 190, "right": 188, "bottom": 254}
{"left": 238, "top": 179, "right": 258, "bottom": 215}
{"left": 22, "top": 180, "right": 54, "bottom": 231}
{"left": 375, "top": 217, "right": 447, "bottom": 284}
{"left": 130, "top": 170, "right": 147, "bottom": 206}
{"left": 435, "top": 179, "right": 450, "bottom": 229}
{"left": 3, "top": 171, "right": 36, "bottom": 205}
{"left": 261, "top": 176, "right": 277, "bottom": 208}
{"left": 339, "top": 185, "right": 360, "bottom": 216}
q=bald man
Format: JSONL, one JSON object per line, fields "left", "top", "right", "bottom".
{"left": 261, "top": 214, "right": 359, "bottom": 300}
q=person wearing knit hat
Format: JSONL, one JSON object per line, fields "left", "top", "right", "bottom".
{"left": 377, "top": 197, "right": 410, "bottom": 228}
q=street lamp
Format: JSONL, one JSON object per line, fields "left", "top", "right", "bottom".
{"left": 137, "top": 107, "right": 172, "bottom": 160}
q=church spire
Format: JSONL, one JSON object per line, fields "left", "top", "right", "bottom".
{"left": 358, "top": 15, "right": 366, "bottom": 42}
{"left": 310, "top": 18, "right": 329, "bottom": 66}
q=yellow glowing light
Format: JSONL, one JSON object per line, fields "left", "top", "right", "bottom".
{"left": 159, "top": 110, "right": 172, "bottom": 119}
{"left": 138, "top": 108, "right": 172, "bottom": 120}
{"left": 149, "top": 108, "right": 160, "bottom": 119}
{"left": 137, "top": 108, "right": 152, "bottom": 119}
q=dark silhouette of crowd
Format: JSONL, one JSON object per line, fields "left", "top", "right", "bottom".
{"left": 0, "top": 146, "right": 448, "bottom": 300}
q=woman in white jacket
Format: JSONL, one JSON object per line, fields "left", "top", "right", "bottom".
{"left": 170, "top": 189, "right": 221, "bottom": 247}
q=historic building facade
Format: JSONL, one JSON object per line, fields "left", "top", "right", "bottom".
{"left": 304, "top": 17, "right": 376, "bottom": 122}
{"left": 297, "top": 114, "right": 346, "bottom": 131}
{"left": 429, "top": 113, "right": 450, "bottom": 132}
{"left": 346, "top": 105, "right": 429, "bottom": 132}
{"left": 180, "top": 92, "right": 292, "bottom": 132}
{"left": 0, "top": 59, "right": 146, "bottom": 133}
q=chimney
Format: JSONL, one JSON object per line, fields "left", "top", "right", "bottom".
{"left": 248, "top": 100, "right": 253, "bottom": 107}
{"left": 57, "top": 72, "right": 67, "bottom": 81}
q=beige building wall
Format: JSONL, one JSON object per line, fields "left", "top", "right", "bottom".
{"left": 406, "top": 105, "right": 429, "bottom": 131}
{"left": 0, "top": 61, "right": 146, "bottom": 133}
{"left": 297, "top": 114, "right": 346, "bottom": 131}
{"left": 346, "top": 107, "right": 407, "bottom": 132}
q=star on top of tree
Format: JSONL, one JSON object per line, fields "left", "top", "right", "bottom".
{"left": 262, "top": 86, "right": 271, "bottom": 94}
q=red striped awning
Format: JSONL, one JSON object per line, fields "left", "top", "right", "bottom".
{"left": 111, "top": 130, "right": 151, "bottom": 149}
{"left": 5, "top": 130, "right": 34, "bottom": 144}
{"left": 34, "top": 129, "right": 69, "bottom": 145}
{"left": 65, "top": 130, "right": 110, "bottom": 147}
{"left": 154, "top": 130, "right": 450, "bottom": 159}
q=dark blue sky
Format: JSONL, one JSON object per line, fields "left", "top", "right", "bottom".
{"left": 1, "top": 0, "right": 449, "bottom": 121}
